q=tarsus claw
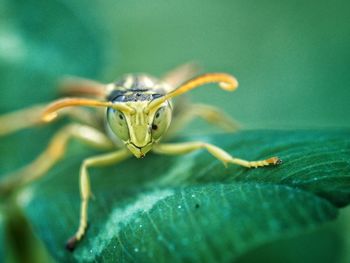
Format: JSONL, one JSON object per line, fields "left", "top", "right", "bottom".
{"left": 65, "top": 236, "right": 78, "bottom": 252}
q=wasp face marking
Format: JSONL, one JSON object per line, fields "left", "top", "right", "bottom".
{"left": 106, "top": 74, "right": 172, "bottom": 158}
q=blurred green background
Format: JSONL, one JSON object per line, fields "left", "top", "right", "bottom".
{"left": 1, "top": 0, "right": 350, "bottom": 130}
{"left": 1, "top": 0, "right": 350, "bottom": 262}
{"left": 101, "top": 0, "right": 350, "bottom": 130}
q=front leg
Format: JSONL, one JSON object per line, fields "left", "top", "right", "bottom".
{"left": 66, "top": 149, "right": 131, "bottom": 251}
{"left": 0, "top": 124, "right": 114, "bottom": 197}
{"left": 152, "top": 141, "right": 281, "bottom": 168}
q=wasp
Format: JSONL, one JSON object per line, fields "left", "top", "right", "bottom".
{"left": 0, "top": 64, "right": 281, "bottom": 251}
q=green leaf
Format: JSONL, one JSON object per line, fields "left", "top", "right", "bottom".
{"left": 16, "top": 130, "right": 350, "bottom": 262}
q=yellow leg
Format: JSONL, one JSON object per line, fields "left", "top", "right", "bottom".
{"left": 166, "top": 103, "right": 239, "bottom": 138}
{"left": 0, "top": 105, "right": 44, "bottom": 136}
{"left": 152, "top": 141, "right": 281, "bottom": 168}
{"left": 58, "top": 76, "right": 107, "bottom": 99}
{"left": 162, "top": 62, "right": 199, "bottom": 90}
{"left": 0, "top": 105, "right": 100, "bottom": 137}
{"left": 65, "top": 149, "right": 131, "bottom": 251}
{"left": 0, "top": 124, "right": 114, "bottom": 196}
{"left": 190, "top": 104, "right": 239, "bottom": 131}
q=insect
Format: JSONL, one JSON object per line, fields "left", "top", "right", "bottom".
{"left": 0, "top": 64, "right": 281, "bottom": 251}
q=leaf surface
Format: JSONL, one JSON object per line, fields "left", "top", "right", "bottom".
{"left": 16, "top": 130, "right": 350, "bottom": 262}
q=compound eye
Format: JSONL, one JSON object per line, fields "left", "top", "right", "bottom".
{"left": 107, "top": 108, "right": 129, "bottom": 141}
{"left": 152, "top": 106, "right": 171, "bottom": 140}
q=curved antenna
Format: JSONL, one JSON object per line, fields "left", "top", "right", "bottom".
{"left": 147, "top": 73, "right": 238, "bottom": 111}
{"left": 42, "top": 98, "right": 134, "bottom": 122}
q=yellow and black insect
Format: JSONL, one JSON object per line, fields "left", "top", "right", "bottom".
{"left": 0, "top": 64, "right": 281, "bottom": 251}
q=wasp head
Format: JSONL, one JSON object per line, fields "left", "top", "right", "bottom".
{"left": 106, "top": 75, "right": 172, "bottom": 158}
